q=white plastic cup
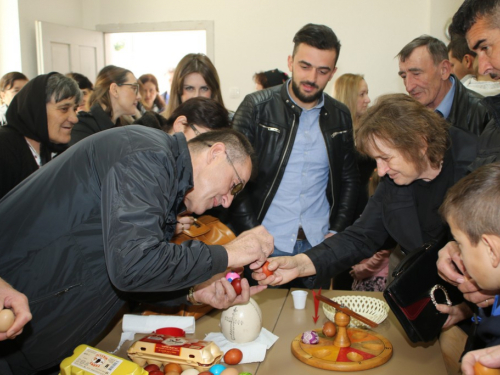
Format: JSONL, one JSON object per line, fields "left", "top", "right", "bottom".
{"left": 291, "top": 290, "right": 308, "bottom": 309}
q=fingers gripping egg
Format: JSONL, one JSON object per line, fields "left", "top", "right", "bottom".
{"left": 0, "top": 309, "right": 15, "bottom": 332}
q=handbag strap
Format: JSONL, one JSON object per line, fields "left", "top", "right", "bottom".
{"left": 181, "top": 218, "right": 211, "bottom": 237}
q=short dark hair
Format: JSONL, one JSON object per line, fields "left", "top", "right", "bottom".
{"left": 450, "top": 0, "right": 500, "bottom": 36}
{"left": 253, "top": 69, "right": 289, "bottom": 89}
{"left": 188, "top": 128, "right": 254, "bottom": 165}
{"left": 292, "top": 24, "right": 341, "bottom": 65}
{"left": 397, "top": 35, "right": 448, "bottom": 65}
{"left": 447, "top": 34, "right": 477, "bottom": 60}
{"left": 440, "top": 162, "right": 500, "bottom": 245}
{"left": 66, "top": 72, "right": 93, "bottom": 90}
{"left": 165, "top": 97, "right": 230, "bottom": 132}
{"left": 356, "top": 94, "right": 450, "bottom": 174}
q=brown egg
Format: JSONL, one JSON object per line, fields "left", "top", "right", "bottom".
{"left": 474, "top": 362, "right": 500, "bottom": 375}
{"left": 165, "top": 372, "right": 180, "bottom": 375}
{"left": 164, "top": 363, "right": 183, "bottom": 374}
{"left": 224, "top": 348, "right": 243, "bottom": 365}
{"left": 322, "top": 321, "right": 337, "bottom": 337}
{"left": 0, "top": 309, "right": 15, "bottom": 332}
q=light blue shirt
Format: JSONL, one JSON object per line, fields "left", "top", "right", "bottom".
{"left": 262, "top": 81, "right": 330, "bottom": 254}
{"left": 435, "top": 76, "right": 456, "bottom": 119}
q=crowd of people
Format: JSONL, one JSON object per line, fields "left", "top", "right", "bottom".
{"left": 2, "top": 1, "right": 500, "bottom": 374}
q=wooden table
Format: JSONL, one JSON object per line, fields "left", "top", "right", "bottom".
{"left": 97, "top": 289, "right": 289, "bottom": 374}
{"left": 258, "top": 289, "right": 447, "bottom": 375}
{"left": 97, "top": 289, "right": 447, "bottom": 374}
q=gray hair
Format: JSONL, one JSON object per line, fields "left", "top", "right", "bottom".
{"left": 46, "top": 73, "right": 82, "bottom": 104}
{"left": 397, "top": 35, "right": 448, "bottom": 66}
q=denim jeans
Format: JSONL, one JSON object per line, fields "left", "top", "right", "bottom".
{"left": 270, "top": 238, "right": 312, "bottom": 257}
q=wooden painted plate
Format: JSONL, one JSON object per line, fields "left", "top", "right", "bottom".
{"left": 291, "top": 328, "right": 393, "bottom": 371}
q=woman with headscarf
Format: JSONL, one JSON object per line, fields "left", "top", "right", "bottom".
{"left": 0, "top": 72, "right": 81, "bottom": 199}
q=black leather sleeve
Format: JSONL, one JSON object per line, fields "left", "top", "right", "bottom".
{"left": 330, "top": 127, "right": 360, "bottom": 232}
{"left": 305, "top": 180, "right": 391, "bottom": 287}
{"left": 228, "top": 95, "right": 261, "bottom": 234}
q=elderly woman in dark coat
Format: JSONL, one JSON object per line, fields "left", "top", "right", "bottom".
{"left": 0, "top": 72, "right": 81, "bottom": 199}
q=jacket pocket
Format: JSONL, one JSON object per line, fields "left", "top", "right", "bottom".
{"left": 330, "top": 130, "right": 348, "bottom": 139}
{"left": 258, "top": 124, "right": 281, "bottom": 133}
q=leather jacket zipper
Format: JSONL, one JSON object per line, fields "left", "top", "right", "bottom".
{"left": 257, "top": 114, "right": 296, "bottom": 220}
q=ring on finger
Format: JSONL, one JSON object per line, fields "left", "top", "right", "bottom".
{"left": 484, "top": 298, "right": 490, "bottom": 305}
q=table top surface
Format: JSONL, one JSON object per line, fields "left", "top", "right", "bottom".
{"left": 97, "top": 288, "right": 447, "bottom": 374}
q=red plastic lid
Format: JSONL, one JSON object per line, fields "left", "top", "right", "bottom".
{"left": 155, "top": 327, "right": 186, "bottom": 337}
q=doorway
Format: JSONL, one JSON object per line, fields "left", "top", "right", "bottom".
{"left": 104, "top": 30, "right": 207, "bottom": 99}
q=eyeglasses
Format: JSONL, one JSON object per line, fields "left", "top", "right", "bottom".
{"left": 224, "top": 151, "right": 244, "bottom": 196}
{"left": 205, "top": 143, "right": 245, "bottom": 195}
{"left": 189, "top": 124, "right": 201, "bottom": 136}
{"left": 118, "top": 83, "right": 140, "bottom": 94}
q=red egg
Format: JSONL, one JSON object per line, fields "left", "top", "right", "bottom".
{"left": 148, "top": 371, "right": 164, "bottom": 375}
{"left": 262, "top": 261, "right": 273, "bottom": 277}
{"left": 231, "top": 278, "right": 242, "bottom": 295}
{"left": 144, "top": 364, "right": 160, "bottom": 373}
{"left": 224, "top": 348, "right": 243, "bottom": 365}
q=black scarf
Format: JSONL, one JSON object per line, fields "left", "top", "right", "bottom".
{"left": 5, "top": 72, "right": 67, "bottom": 164}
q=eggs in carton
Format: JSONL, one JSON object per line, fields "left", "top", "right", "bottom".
{"left": 127, "top": 334, "right": 223, "bottom": 372}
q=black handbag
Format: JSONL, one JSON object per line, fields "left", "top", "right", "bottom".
{"left": 383, "top": 240, "right": 464, "bottom": 343}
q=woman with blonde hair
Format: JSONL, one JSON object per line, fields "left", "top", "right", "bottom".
{"left": 164, "top": 54, "right": 225, "bottom": 118}
{"left": 334, "top": 73, "right": 370, "bottom": 129}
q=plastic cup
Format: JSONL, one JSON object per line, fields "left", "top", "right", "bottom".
{"left": 291, "top": 290, "right": 308, "bottom": 309}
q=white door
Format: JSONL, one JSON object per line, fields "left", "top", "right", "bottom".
{"left": 35, "top": 21, "right": 104, "bottom": 82}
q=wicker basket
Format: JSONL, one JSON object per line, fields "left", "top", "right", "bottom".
{"left": 322, "top": 295, "right": 389, "bottom": 328}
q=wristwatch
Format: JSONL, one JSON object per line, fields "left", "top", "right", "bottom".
{"left": 187, "top": 286, "right": 203, "bottom": 305}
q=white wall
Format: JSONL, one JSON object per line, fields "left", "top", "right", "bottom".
{"left": 18, "top": 0, "right": 86, "bottom": 79}
{"left": 14, "top": 0, "right": 464, "bottom": 110}
{"left": 0, "top": 0, "right": 22, "bottom": 74}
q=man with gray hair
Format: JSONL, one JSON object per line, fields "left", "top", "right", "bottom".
{"left": 398, "top": 35, "right": 490, "bottom": 135}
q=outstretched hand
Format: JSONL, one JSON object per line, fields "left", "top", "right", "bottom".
{"left": 252, "top": 254, "right": 316, "bottom": 286}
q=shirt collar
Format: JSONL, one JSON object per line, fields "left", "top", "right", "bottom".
{"left": 285, "top": 78, "right": 325, "bottom": 111}
{"left": 435, "top": 76, "right": 455, "bottom": 119}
